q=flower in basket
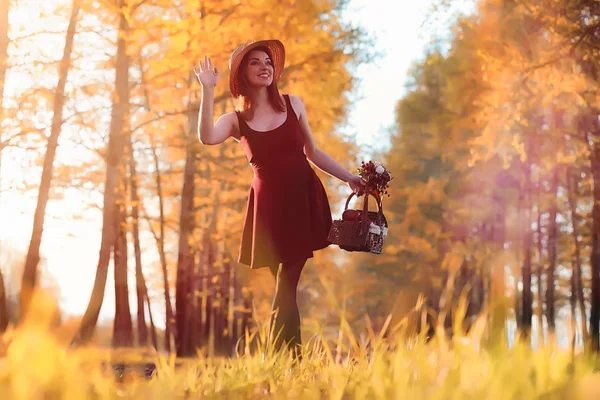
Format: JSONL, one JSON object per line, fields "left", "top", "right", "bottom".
{"left": 357, "top": 160, "right": 393, "bottom": 197}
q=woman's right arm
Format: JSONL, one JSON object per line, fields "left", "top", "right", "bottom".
{"left": 195, "top": 56, "right": 235, "bottom": 145}
{"left": 198, "top": 87, "right": 236, "bottom": 145}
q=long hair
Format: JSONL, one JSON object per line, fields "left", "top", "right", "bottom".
{"left": 234, "top": 46, "right": 285, "bottom": 118}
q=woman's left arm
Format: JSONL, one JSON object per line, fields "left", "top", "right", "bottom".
{"left": 290, "top": 95, "right": 365, "bottom": 192}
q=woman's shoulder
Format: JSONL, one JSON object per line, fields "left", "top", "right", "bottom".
{"left": 284, "top": 94, "right": 305, "bottom": 117}
{"left": 218, "top": 111, "right": 240, "bottom": 125}
{"left": 284, "top": 93, "right": 302, "bottom": 105}
{"left": 216, "top": 111, "right": 241, "bottom": 138}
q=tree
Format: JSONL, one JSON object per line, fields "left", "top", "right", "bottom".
{"left": 112, "top": 149, "right": 133, "bottom": 347}
{"left": 130, "top": 138, "right": 149, "bottom": 346}
{"left": 21, "top": 0, "right": 81, "bottom": 313}
{"left": 566, "top": 167, "right": 589, "bottom": 346}
{"left": 74, "top": 0, "right": 131, "bottom": 344}
{"left": 545, "top": 168, "right": 559, "bottom": 332}
{"left": 4, "top": 0, "right": 372, "bottom": 351}
{"left": 0, "top": 0, "right": 11, "bottom": 333}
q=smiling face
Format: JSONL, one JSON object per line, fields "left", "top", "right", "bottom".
{"left": 234, "top": 46, "right": 285, "bottom": 114}
{"left": 244, "top": 49, "right": 274, "bottom": 90}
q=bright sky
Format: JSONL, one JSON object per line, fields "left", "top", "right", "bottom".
{"left": 342, "top": 0, "right": 437, "bottom": 152}
{"left": 0, "top": 0, "right": 476, "bottom": 325}
{"left": 342, "top": 0, "right": 476, "bottom": 152}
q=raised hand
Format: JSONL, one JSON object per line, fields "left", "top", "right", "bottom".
{"left": 193, "top": 55, "right": 219, "bottom": 88}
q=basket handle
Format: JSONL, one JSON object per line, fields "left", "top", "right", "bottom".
{"left": 344, "top": 189, "right": 384, "bottom": 235}
{"left": 343, "top": 190, "right": 383, "bottom": 213}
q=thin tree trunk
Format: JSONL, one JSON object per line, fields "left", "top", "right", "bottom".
{"left": 151, "top": 143, "right": 174, "bottom": 351}
{"left": 73, "top": 1, "right": 129, "bottom": 344}
{"left": 535, "top": 204, "right": 544, "bottom": 342}
{"left": 241, "top": 292, "right": 252, "bottom": 346}
{"left": 209, "top": 241, "right": 221, "bottom": 355}
{"left": 175, "top": 100, "right": 199, "bottom": 356}
{"left": 0, "top": 1, "right": 9, "bottom": 329}
{"left": 113, "top": 163, "right": 133, "bottom": 347}
{"left": 545, "top": 169, "right": 559, "bottom": 333}
{"left": 187, "top": 247, "right": 203, "bottom": 354}
{"left": 489, "top": 190, "right": 507, "bottom": 343}
{"left": 139, "top": 196, "right": 173, "bottom": 352}
{"left": 129, "top": 141, "right": 147, "bottom": 346}
{"left": 570, "top": 246, "right": 577, "bottom": 351}
{"left": 21, "top": 0, "right": 81, "bottom": 313}
{"left": 204, "top": 254, "right": 213, "bottom": 355}
{"left": 0, "top": 269, "right": 8, "bottom": 333}
{"left": 521, "top": 155, "right": 533, "bottom": 340}
{"left": 138, "top": 149, "right": 173, "bottom": 352}
{"left": 567, "top": 169, "right": 589, "bottom": 345}
{"left": 221, "top": 260, "right": 231, "bottom": 356}
{"left": 214, "top": 268, "right": 223, "bottom": 356}
{"left": 145, "top": 292, "right": 158, "bottom": 350}
{"left": 209, "top": 180, "right": 224, "bottom": 354}
{"left": 588, "top": 125, "right": 600, "bottom": 352}
{"left": 514, "top": 196, "right": 523, "bottom": 335}
{"left": 226, "top": 260, "right": 235, "bottom": 355}
{"left": 232, "top": 265, "right": 242, "bottom": 352}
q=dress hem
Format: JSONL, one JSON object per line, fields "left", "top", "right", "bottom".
{"left": 238, "top": 241, "right": 331, "bottom": 270}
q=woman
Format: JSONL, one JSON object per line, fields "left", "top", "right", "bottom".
{"left": 194, "top": 39, "right": 364, "bottom": 358}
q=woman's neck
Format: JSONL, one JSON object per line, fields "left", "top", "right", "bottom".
{"left": 248, "top": 88, "right": 270, "bottom": 108}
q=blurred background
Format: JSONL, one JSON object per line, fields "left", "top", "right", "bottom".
{"left": 1, "top": 0, "right": 599, "bottom": 356}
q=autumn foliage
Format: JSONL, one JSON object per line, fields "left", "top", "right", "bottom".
{"left": 2, "top": 1, "right": 600, "bottom": 393}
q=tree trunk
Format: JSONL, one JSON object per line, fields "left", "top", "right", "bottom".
{"left": 129, "top": 141, "right": 147, "bottom": 346}
{"left": 220, "top": 261, "right": 232, "bottom": 356}
{"left": 145, "top": 291, "right": 158, "bottom": 350}
{"left": 232, "top": 265, "right": 242, "bottom": 352}
{"left": 73, "top": 0, "right": 129, "bottom": 344}
{"left": 566, "top": 168, "right": 589, "bottom": 345}
{"left": 0, "top": 269, "right": 8, "bottom": 333}
{"left": 241, "top": 292, "right": 252, "bottom": 346}
{"left": 112, "top": 164, "right": 133, "bottom": 347}
{"left": 521, "top": 156, "right": 533, "bottom": 340}
{"left": 175, "top": 101, "right": 199, "bottom": 356}
{"left": 545, "top": 169, "right": 559, "bottom": 333}
{"left": 204, "top": 254, "right": 213, "bottom": 355}
{"left": 588, "top": 126, "right": 600, "bottom": 352}
{"left": 187, "top": 247, "right": 203, "bottom": 354}
{"left": 0, "top": 1, "right": 9, "bottom": 331}
{"left": 151, "top": 143, "right": 174, "bottom": 351}
{"left": 535, "top": 204, "right": 544, "bottom": 341}
{"left": 176, "top": 0, "right": 206, "bottom": 355}
{"left": 21, "top": 0, "right": 81, "bottom": 313}
{"left": 570, "top": 242, "right": 577, "bottom": 351}
{"left": 226, "top": 260, "right": 235, "bottom": 355}
{"left": 489, "top": 189, "right": 507, "bottom": 344}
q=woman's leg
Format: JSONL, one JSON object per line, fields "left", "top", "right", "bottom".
{"left": 268, "top": 258, "right": 307, "bottom": 357}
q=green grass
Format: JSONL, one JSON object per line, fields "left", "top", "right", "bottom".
{"left": 1, "top": 292, "right": 599, "bottom": 399}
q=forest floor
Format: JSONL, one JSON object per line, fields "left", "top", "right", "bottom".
{"left": 1, "top": 294, "right": 600, "bottom": 399}
{"left": 2, "top": 326, "right": 600, "bottom": 399}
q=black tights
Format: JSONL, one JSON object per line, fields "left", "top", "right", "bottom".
{"left": 267, "top": 258, "right": 307, "bottom": 358}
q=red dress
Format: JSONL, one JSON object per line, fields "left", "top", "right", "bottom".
{"left": 236, "top": 94, "right": 332, "bottom": 269}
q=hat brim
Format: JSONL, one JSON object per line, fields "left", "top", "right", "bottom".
{"left": 229, "top": 40, "right": 285, "bottom": 98}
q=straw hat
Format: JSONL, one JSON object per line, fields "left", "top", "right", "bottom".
{"left": 228, "top": 39, "right": 285, "bottom": 98}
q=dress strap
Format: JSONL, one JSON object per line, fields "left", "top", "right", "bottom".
{"left": 235, "top": 111, "right": 247, "bottom": 137}
{"left": 283, "top": 94, "right": 298, "bottom": 120}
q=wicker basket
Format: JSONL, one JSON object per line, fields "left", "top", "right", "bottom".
{"left": 328, "top": 191, "right": 388, "bottom": 254}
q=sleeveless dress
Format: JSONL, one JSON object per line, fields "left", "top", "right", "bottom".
{"left": 236, "top": 94, "right": 332, "bottom": 269}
